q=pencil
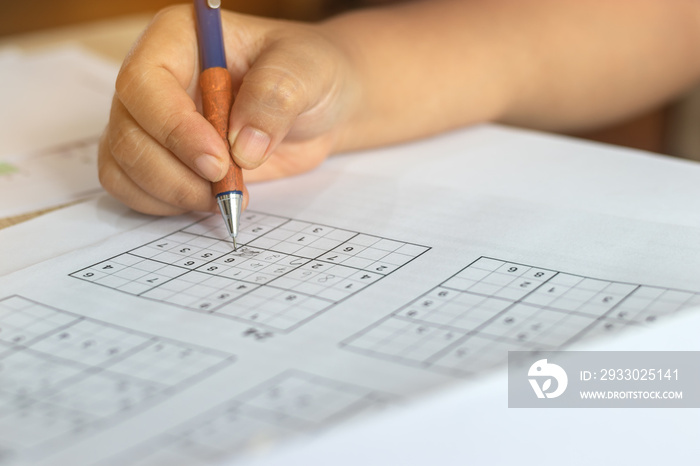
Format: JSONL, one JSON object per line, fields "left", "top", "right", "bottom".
{"left": 194, "top": 0, "right": 243, "bottom": 250}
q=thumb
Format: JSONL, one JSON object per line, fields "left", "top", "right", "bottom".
{"left": 227, "top": 44, "right": 318, "bottom": 170}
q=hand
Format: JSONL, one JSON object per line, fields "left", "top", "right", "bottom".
{"left": 99, "top": 5, "right": 359, "bottom": 215}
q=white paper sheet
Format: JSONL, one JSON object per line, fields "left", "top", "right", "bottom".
{"left": 0, "top": 46, "right": 118, "bottom": 217}
{"left": 242, "top": 306, "right": 700, "bottom": 466}
{"left": 0, "top": 125, "right": 698, "bottom": 466}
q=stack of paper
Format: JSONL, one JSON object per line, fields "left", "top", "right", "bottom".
{"left": 0, "top": 46, "right": 118, "bottom": 218}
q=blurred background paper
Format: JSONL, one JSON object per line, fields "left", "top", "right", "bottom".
{"left": 0, "top": 46, "right": 117, "bottom": 217}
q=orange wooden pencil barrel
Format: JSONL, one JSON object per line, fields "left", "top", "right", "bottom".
{"left": 199, "top": 67, "right": 244, "bottom": 196}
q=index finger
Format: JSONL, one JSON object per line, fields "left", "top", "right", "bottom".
{"left": 115, "top": 5, "right": 230, "bottom": 182}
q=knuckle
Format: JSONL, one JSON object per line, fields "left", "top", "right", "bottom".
{"left": 109, "top": 121, "right": 147, "bottom": 171}
{"left": 169, "top": 179, "right": 203, "bottom": 209}
{"left": 161, "top": 111, "right": 194, "bottom": 154}
{"left": 115, "top": 62, "right": 144, "bottom": 103}
{"left": 116, "top": 5, "right": 190, "bottom": 102}
{"left": 114, "top": 65, "right": 133, "bottom": 100}
{"left": 151, "top": 4, "right": 190, "bottom": 23}
{"left": 245, "top": 68, "right": 306, "bottom": 115}
{"left": 97, "top": 155, "right": 120, "bottom": 194}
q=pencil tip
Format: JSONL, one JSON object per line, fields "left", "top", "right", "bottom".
{"left": 232, "top": 237, "right": 237, "bottom": 251}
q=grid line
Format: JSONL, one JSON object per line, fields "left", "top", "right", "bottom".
{"left": 341, "top": 257, "right": 700, "bottom": 376}
{"left": 70, "top": 212, "right": 430, "bottom": 333}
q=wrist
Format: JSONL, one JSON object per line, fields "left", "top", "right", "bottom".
{"left": 316, "top": 3, "right": 518, "bottom": 153}
{"left": 312, "top": 19, "right": 367, "bottom": 154}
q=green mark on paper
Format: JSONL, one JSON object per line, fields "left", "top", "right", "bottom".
{"left": 0, "top": 162, "right": 18, "bottom": 176}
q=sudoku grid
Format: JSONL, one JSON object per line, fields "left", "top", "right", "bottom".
{"left": 70, "top": 212, "right": 429, "bottom": 332}
{"left": 111, "top": 370, "right": 392, "bottom": 465}
{"left": 341, "top": 257, "right": 700, "bottom": 376}
{"left": 0, "top": 296, "right": 235, "bottom": 460}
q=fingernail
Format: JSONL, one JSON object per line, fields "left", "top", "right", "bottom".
{"left": 194, "top": 154, "right": 224, "bottom": 181}
{"left": 232, "top": 126, "right": 270, "bottom": 167}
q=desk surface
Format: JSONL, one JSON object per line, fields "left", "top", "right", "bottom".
{"left": 0, "top": 14, "right": 150, "bottom": 62}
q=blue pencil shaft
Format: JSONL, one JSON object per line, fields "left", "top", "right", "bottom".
{"left": 194, "top": 0, "right": 226, "bottom": 70}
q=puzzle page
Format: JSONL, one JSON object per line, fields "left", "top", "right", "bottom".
{"left": 0, "top": 296, "right": 234, "bottom": 462}
{"left": 1, "top": 125, "right": 699, "bottom": 465}
{"left": 0, "top": 210, "right": 430, "bottom": 465}
{"left": 70, "top": 212, "right": 428, "bottom": 333}
{"left": 107, "top": 370, "right": 392, "bottom": 466}
{"left": 342, "top": 256, "right": 700, "bottom": 376}
{"left": 2, "top": 203, "right": 698, "bottom": 465}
